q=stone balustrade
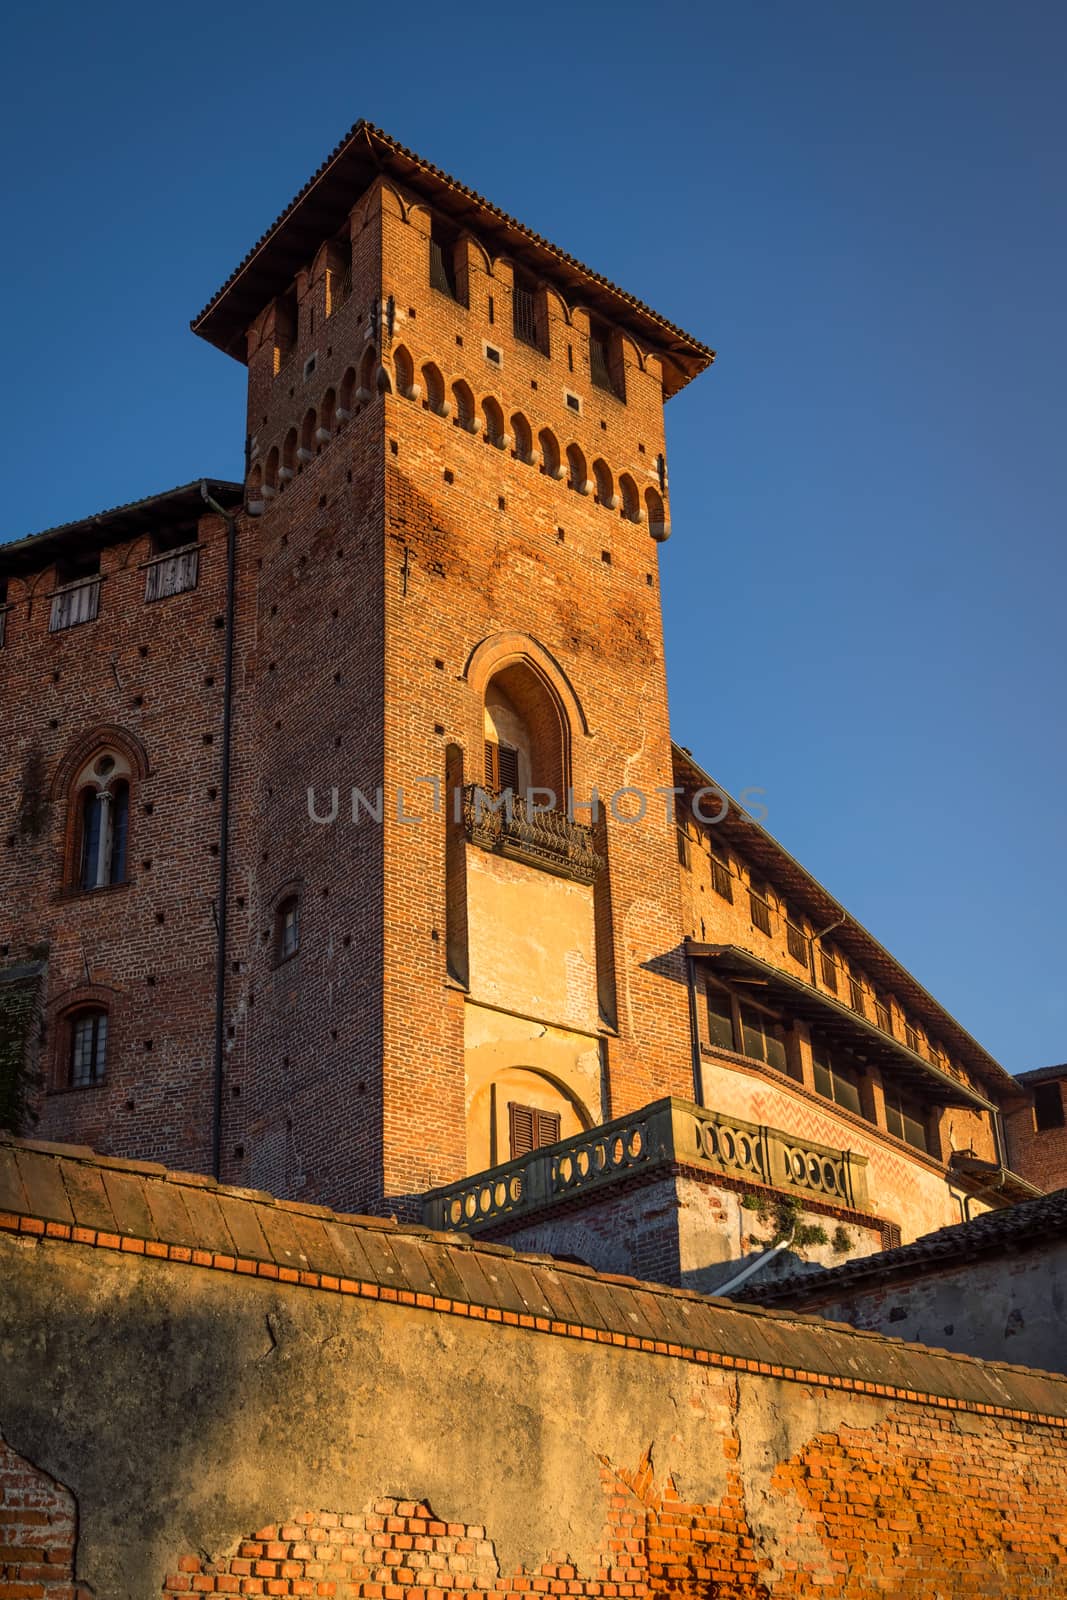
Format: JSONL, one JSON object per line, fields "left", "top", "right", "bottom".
{"left": 422, "top": 1096, "right": 870, "bottom": 1233}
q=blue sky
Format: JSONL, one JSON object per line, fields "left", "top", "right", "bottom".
{"left": 2, "top": 1, "right": 1064, "bottom": 1074}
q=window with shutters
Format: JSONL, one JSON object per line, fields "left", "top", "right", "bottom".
{"left": 50, "top": 550, "right": 101, "bottom": 632}
{"left": 144, "top": 528, "right": 199, "bottom": 602}
{"left": 904, "top": 1021, "right": 920, "bottom": 1054}
{"left": 819, "top": 949, "right": 839, "bottom": 994}
{"left": 748, "top": 876, "right": 772, "bottom": 935}
{"left": 848, "top": 974, "right": 866, "bottom": 1016}
{"left": 710, "top": 839, "right": 733, "bottom": 902}
{"left": 875, "top": 995, "right": 893, "bottom": 1035}
{"left": 484, "top": 740, "right": 520, "bottom": 793}
{"left": 508, "top": 1102, "right": 561, "bottom": 1159}
{"left": 676, "top": 826, "right": 691, "bottom": 869}
{"left": 786, "top": 919, "right": 808, "bottom": 965}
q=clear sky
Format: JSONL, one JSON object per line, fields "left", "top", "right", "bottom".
{"left": 2, "top": 1, "right": 1064, "bottom": 1075}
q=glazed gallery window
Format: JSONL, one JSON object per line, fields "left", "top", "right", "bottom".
{"left": 73, "top": 752, "right": 130, "bottom": 890}
{"left": 69, "top": 1010, "right": 108, "bottom": 1088}
{"left": 811, "top": 1041, "right": 864, "bottom": 1118}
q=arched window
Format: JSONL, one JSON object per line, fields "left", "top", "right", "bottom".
{"left": 357, "top": 346, "right": 378, "bottom": 401}
{"left": 645, "top": 486, "right": 668, "bottom": 540}
{"left": 619, "top": 472, "right": 640, "bottom": 522}
{"left": 510, "top": 412, "right": 533, "bottom": 463}
{"left": 264, "top": 447, "right": 279, "bottom": 494}
{"left": 483, "top": 661, "right": 568, "bottom": 806}
{"left": 452, "top": 380, "right": 476, "bottom": 431}
{"left": 276, "top": 895, "right": 300, "bottom": 963}
{"left": 68, "top": 1007, "right": 108, "bottom": 1088}
{"left": 299, "top": 409, "right": 317, "bottom": 461}
{"left": 71, "top": 750, "right": 131, "bottom": 891}
{"left": 566, "top": 444, "right": 589, "bottom": 494}
{"left": 247, "top": 463, "right": 263, "bottom": 506}
{"left": 320, "top": 388, "right": 337, "bottom": 435}
{"left": 281, "top": 428, "right": 298, "bottom": 480}
{"left": 421, "top": 362, "right": 446, "bottom": 415}
{"left": 538, "top": 428, "right": 561, "bottom": 479}
{"left": 394, "top": 345, "right": 415, "bottom": 398}
{"left": 482, "top": 396, "right": 506, "bottom": 448}
{"left": 592, "top": 459, "right": 615, "bottom": 507}
{"left": 338, "top": 368, "right": 357, "bottom": 419}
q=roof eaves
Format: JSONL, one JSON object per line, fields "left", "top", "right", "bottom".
{"left": 671, "top": 742, "right": 1013, "bottom": 1092}
{"left": 190, "top": 121, "right": 715, "bottom": 388}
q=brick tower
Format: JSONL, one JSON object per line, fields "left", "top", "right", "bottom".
{"left": 191, "top": 124, "right": 714, "bottom": 1213}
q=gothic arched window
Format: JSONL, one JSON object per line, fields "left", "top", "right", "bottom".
{"left": 72, "top": 750, "right": 131, "bottom": 891}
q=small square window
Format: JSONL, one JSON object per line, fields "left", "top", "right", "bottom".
{"left": 564, "top": 392, "right": 581, "bottom": 414}
{"left": 484, "top": 343, "right": 502, "bottom": 366}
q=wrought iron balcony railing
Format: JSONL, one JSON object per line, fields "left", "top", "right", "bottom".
{"left": 422, "top": 1096, "right": 871, "bottom": 1234}
{"left": 462, "top": 784, "right": 602, "bottom": 884}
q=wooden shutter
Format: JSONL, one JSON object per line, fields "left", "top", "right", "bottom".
{"left": 508, "top": 1103, "right": 561, "bottom": 1159}
{"left": 535, "top": 1109, "right": 561, "bottom": 1147}
{"left": 509, "top": 1102, "right": 535, "bottom": 1158}
{"left": 485, "top": 742, "right": 519, "bottom": 790}
{"left": 497, "top": 744, "right": 519, "bottom": 791}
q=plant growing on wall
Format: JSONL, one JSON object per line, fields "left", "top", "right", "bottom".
{"left": 743, "top": 1191, "right": 827, "bottom": 1253}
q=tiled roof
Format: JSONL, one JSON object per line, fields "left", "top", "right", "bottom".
{"left": 745, "top": 1186, "right": 1067, "bottom": 1308}
{"left": 189, "top": 121, "right": 714, "bottom": 393}
{"left": 1015, "top": 1063, "right": 1067, "bottom": 1087}
{"left": 2, "top": 1135, "right": 1066, "bottom": 1421}
{"left": 0, "top": 480, "right": 244, "bottom": 573}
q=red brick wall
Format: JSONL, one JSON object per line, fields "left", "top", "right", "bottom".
{"left": 162, "top": 1427, "right": 1067, "bottom": 1600}
{"left": 0, "top": 1435, "right": 81, "bottom": 1598}
{"left": 0, "top": 508, "right": 258, "bottom": 1179}
{"left": 1004, "top": 1082, "right": 1067, "bottom": 1192}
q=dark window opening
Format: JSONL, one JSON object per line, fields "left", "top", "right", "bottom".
{"left": 820, "top": 950, "right": 839, "bottom": 994}
{"left": 509, "top": 1102, "right": 561, "bottom": 1159}
{"left": 875, "top": 996, "right": 893, "bottom": 1035}
{"left": 512, "top": 273, "right": 546, "bottom": 353}
{"left": 429, "top": 222, "right": 462, "bottom": 303}
{"left": 589, "top": 319, "right": 624, "bottom": 400}
{"left": 848, "top": 976, "right": 865, "bottom": 1016}
{"left": 1034, "top": 1081, "right": 1066, "bottom": 1131}
{"left": 276, "top": 895, "right": 300, "bottom": 962}
{"left": 786, "top": 921, "right": 808, "bottom": 965}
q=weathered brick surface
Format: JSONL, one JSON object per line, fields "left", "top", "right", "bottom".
{"left": 161, "top": 1425, "right": 1067, "bottom": 1600}
{"left": 0, "top": 1435, "right": 81, "bottom": 1599}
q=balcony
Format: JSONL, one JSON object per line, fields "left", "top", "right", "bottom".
{"left": 422, "top": 1095, "right": 871, "bottom": 1233}
{"left": 462, "top": 784, "right": 602, "bottom": 884}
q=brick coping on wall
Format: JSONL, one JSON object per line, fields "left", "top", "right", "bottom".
{"left": 2, "top": 1135, "right": 1066, "bottom": 1426}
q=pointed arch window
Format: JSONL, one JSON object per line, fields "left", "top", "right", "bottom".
{"left": 72, "top": 752, "right": 131, "bottom": 890}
